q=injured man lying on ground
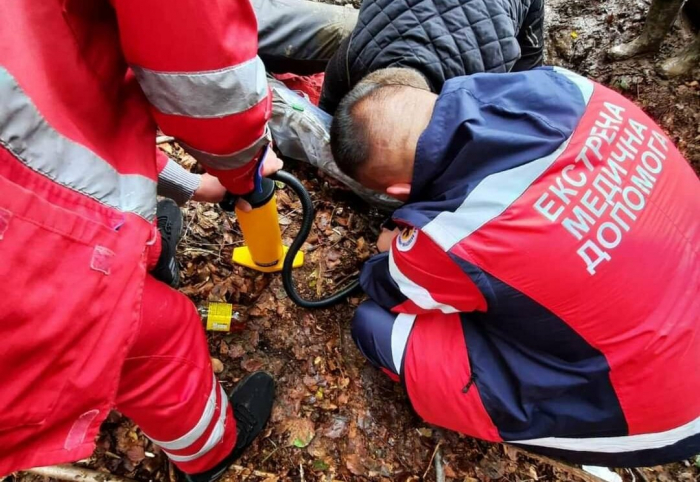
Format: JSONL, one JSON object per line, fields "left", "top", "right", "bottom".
{"left": 329, "top": 66, "right": 700, "bottom": 467}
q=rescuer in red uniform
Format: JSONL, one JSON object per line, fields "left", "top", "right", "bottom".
{"left": 330, "top": 67, "right": 700, "bottom": 467}
{"left": 0, "top": 1, "right": 291, "bottom": 480}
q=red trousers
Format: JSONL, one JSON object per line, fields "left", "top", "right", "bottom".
{"left": 116, "top": 276, "right": 237, "bottom": 474}
{"left": 0, "top": 106, "right": 235, "bottom": 475}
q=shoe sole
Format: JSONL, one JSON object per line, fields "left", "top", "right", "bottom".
{"left": 160, "top": 201, "right": 183, "bottom": 251}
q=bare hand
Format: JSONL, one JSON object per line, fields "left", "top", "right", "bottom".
{"left": 192, "top": 173, "right": 227, "bottom": 203}
{"left": 235, "top": 150, "right": 284, "bottom": 213}
{"left": 377, "top": 227, "right": 400, "bottom": 253}
{"left": 260, "top": 149, "right": 284, "bottom": 177}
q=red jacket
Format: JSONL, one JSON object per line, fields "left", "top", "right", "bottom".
{"left": 0, "top": 0, "right": 269, "bottom": 474}
{"left": 361, "top": 69, "right": 700, "bottom": 466}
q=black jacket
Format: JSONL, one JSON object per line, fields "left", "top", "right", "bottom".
{"left": 320, "top": 0, "right": 543, "bottom": 114}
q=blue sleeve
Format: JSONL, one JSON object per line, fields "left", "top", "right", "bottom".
{"left": 359, "top": 252, "right": 410, "bottom": 311}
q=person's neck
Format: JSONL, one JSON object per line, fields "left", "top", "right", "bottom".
{"left": 400, "top": 97, "right": 435, "bottom": 181}
{"left": 401, "top": 96, "right": 440, "bottom": 202}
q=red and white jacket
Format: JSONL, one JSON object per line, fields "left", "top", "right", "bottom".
{"left": 0, "top": 0, "right": 268, "bottom": 474}
{"left": 361, "top": 68, "right": 700, "bottom": 466}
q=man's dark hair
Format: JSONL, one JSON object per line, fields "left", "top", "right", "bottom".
{"left": 330, "top": 82, "right": 380, "bottom": 181}
{"left": 330, "top": 68, "right": 431, "bottom": 181}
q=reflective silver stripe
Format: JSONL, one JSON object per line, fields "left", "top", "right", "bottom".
{"left": 165, "top": 384, "right": 230, "bottom": 462}
{"left": 553, "top": 67, "right": 594, "bottom": 105}
{"left": 388, "top": 249, "right": 460, "bottom": 314}
{"left": 132, "top": 57, "right": 268, "bottom": 119}
{"left": 422, "top": 134, "right": 574, "bottom": 251}
{"left": 517, "top": 414, "right": 700, "bottom": 453}
{"left": 148, "top": 375, "right": 218, "bottom": 451}
{"left": 390, "top": 313, "right": 416, "bottom": 375}
{"left": 182, "top": 124, "right": 271, "bottom": 171}
{"left": 0, "top": 67, "right": 157, "bottom": 221}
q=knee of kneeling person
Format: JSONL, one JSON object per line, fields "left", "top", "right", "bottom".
{"left": 351, "top": 300, "right": 399, "bottom": 347}
{"left": 350, "top": 300, "right": 381, "bottom": 347}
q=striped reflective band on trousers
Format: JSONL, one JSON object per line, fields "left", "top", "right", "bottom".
{"left": 0, "top": 67, "right": 157, "bottom": 221}
{"left": 391, "top": 313, "right": 416, "bottom": 374}
{"left": 422, "top": 68, "right": 594, "bottom": 251}
{"left": 148, "top": 376, "right": 229, "bottom": 462}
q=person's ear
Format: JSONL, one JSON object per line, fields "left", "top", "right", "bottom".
{"left": 386, "top": 183, "right": 411, "bottom": 201}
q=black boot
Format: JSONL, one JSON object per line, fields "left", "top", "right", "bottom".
{"left": 608, "top": 0, "right": 684, "bottom": 60}
{"left": 151, "top": 199, "right": 183, "bottom": 288}
{"left": 180, "top": 372, "right": 276, "bottom": 482}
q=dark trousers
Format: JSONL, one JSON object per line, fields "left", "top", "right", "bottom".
{"left": 253, "top": 0, "right": 358, "bottom": 75}
{"left": 351, "top": 301, "right": 413, "bottom": 379}
{"left": 512, "top": 0, "right": 545, "bottom": 72}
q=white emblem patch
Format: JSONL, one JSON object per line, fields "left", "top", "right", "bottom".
{"left": 396, "top": 227, "right": 418, "bottom": 252}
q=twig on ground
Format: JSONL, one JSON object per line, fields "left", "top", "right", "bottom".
{"left": 259, "top": 442, "right": 280, "bottom": 465}
{"left": 183, "top": 242, "right": 239, "bottom": 248}
{"left": 23, "top": 463, "right": 307, "bottom": 482}
{"left": 225, "top": 465, "right": 280, "bottom": 481}
{"left": 328, "top": 205, "right": 339, "bottom": 227}
{"left": 331, "top": 229, "right": 356, "bottom": 247}
{"left": 23, "top": 465, "right": 135, "bottom": 482}
{"left": 182, "top": 247, "right": 220, "bottom": 257}
{"left": 434, "top": 445, "right": 445, "bottom": 482}
{"left": 316, "top": 255, "right": 326, "bottom": 297}
{"left": 630, "top": 467, "right": 649, "bottom": 482}
{"left": 423, "top": 440, "right": 442, "bottom": 480}
{"left": 156, "top": 136, "right": 175, "bottom": 145}
{"left": 228, "top": 463, "right": 343, "bottom": 482}
{"left": 332, "top": 270, "right": 360, "bottom": 288}
{"left": 507, "top": 446, "right": 607, "bottom": 482}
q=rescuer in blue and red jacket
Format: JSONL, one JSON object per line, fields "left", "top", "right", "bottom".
{"left": 329, "top": 66, "right": 700, "bottom": 467}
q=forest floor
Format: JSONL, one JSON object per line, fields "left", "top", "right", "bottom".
{"left": 16, "top": 1, "right": 699, "bottom": 482}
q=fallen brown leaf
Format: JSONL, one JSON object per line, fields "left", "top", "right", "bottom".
{"left": 322, "top": 417, "right": 347, "bottom": 439}
{"left": 228, "top": 344, "right": 246, "bottom": 359}
{"left": 284, "top": 418, "right": 316, "bottom": 448}
{"left": 345, "top": 453, "right": 365, "bottom": 476}
{"left": 241, "top": 357, "right": 264, "bottom": 372}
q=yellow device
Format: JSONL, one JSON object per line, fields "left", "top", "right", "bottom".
{"left": 232, "top": 177, "right": 304, "bottom": 273}
{"left": 222, "top": 169, "right": 359, "bottom": 308}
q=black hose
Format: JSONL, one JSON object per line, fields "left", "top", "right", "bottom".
{"left": 270, "top": 170, "right": 361, "bottom": 308}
